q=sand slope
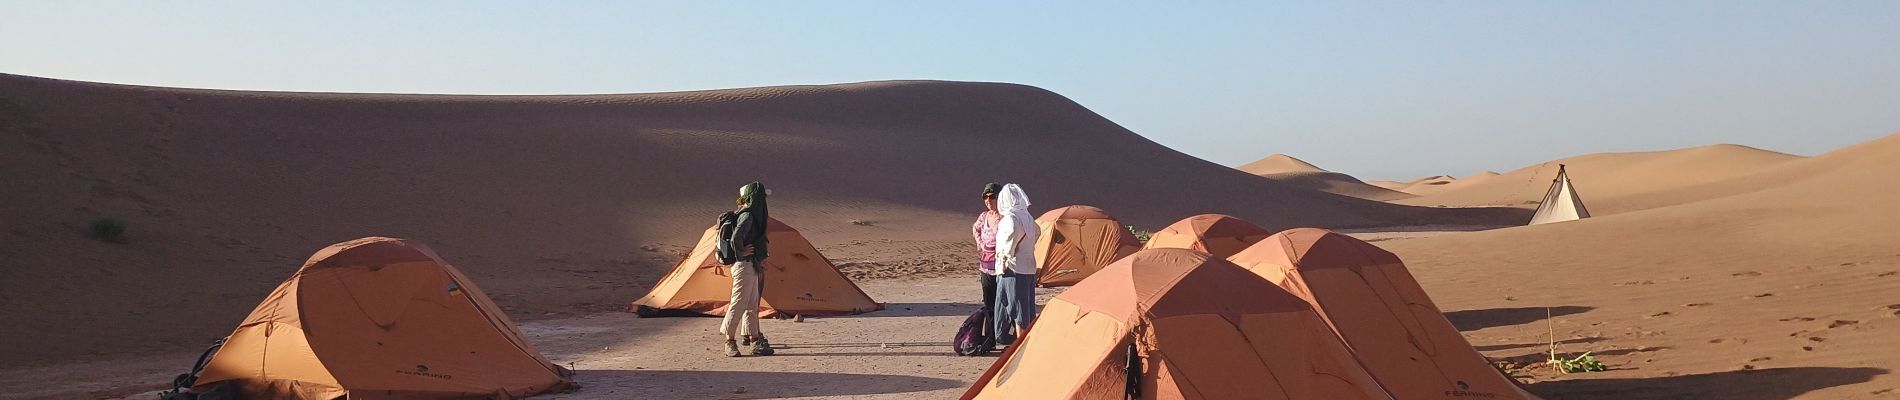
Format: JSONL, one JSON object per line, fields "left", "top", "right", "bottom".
{"left": 1379, "top": 132, "right": 1900, "bottom": 398}
{"left": 0, "top": 74, "right": 1521, "bottom": 364}
{"left": 1238, "top": 154, "right": 1417, "bottom": 201}
{"left": 1397, "top": 145, "right": 1801, "bottom": 214}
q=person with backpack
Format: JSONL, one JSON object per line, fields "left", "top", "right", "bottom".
{"left": 969, "top": 182, "right": 1003, "bottom": 350}
{"left": 992, "top": 183, "right": 1040, "bottom": 345}
{"left": 720, "top": 181, "right": 773, "bottom": 357}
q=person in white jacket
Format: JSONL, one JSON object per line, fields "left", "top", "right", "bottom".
{"left": 991, "top": 183, "right": 1041, "bottom": 345}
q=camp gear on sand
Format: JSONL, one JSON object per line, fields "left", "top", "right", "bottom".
{"left": 1033, "top": 205, "right": 1141, "bottom": 287}
{"left": 1143, "top": 213, "right": 1273, "bottom": 259}
{"left": 715, "top": 211, "right": 741, "bottom": 265}
{"left": 1228, "top": 228, "right": 1544, "bottom": 399}
{"left": 158, "top": 338, "right": 234, "bottom": 400}
{"left": 631, "top": 218, "right": 881, "bottom": 318}
{"left": 960, "top": 248, "right": 1393, "bottom": 400}
{"left": 953, "top": 308, "right": 995, "bottom": 356}
{"left": 191, "top": 237, "right": 575, "bottom": 399}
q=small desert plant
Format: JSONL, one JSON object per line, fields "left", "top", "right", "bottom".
{"left": 1126, "top": 225, "right": 1152, "bottom": 244}
{"left": 88, "top": 216, "right": 127, "bottom": 242}
{"left": 1551, "top": 352, "right": 1608, "bottom": 373}
{"left": 1543, "top": 306, "right": 1607, "bottom": 373}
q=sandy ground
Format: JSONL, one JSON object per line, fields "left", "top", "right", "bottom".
{"left": 3, "top": 276, "right": 1041, "bottom": 400}
{"left": 13, "top": 225, "right": 1895, "bottom": 399}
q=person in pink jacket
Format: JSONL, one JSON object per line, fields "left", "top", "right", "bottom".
{"left": 970, "top": 182, "right": 1003, "bottom": 347}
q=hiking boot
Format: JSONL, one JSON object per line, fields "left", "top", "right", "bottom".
{"left": 750, "top": 337, "right": 775, "bottom": 356}
{"left": 723, "top": 340, "right": 742, "bottom": 357}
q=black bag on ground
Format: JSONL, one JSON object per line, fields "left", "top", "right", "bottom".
{"left": 953, "top": 308, "right": 994, "bottom": 356}
{"left": 157, "top": 338, "right": 236, "bottom": 400}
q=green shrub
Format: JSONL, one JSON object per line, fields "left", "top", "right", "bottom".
{"left": 1127, "top": 225, "right": 1152, "bottom": 244}
{"left": 1554, "top": 352, "right": 1608, "bottom": 373}
{"left": 88, "top": 217, "right": 126, "bottom": 242}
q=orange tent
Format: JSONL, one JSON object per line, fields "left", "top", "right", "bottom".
{"left": 1141, "top": 214, "right": 1273, "bottom": 258}
{"left": 1228, "top": 228, "right": 1541, "bottom": 400}
{"left": 631, "top": 218, "right": 881, "bottom": 318}
{"left": 193, "top": 237, "right": 575, "bottom": 399}
{"left": 962, "top": 248, "right": 1394, "bottom": 400}
{"left": 1034, "top": 205, "right": 1142, "bottom": 287}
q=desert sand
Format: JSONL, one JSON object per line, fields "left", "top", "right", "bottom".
{"left": 3, "top": 73, "right": 1898, "bottom": 399}
{"left": 1238, "top": 154, "right": 1417, "bottom": 201}
{"left": 1397, "top": 145, "right": 1802, "bottom": 214}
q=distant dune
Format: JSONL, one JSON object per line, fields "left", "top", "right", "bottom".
{"left": 1380, "top": 132, "right": 1900, "bottom": 397}
{"left": 1236, "top": 153, "right": 1326, "bottom": 175}
{"left": 1237, "top": 154, "right": 1416, "bottom": 201}
{"left": 0, "top": 74, "right": 1522, "bottom": 364}
{"left": 1396, "top": 144, "right": 1801, "bottom": 214}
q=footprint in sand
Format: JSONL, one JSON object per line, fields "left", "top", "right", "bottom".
{"left": 1827, "top": 320, "right": 1860, "bottom": 329}
{"left": 1614, "top": 280, "right": 1656, "bottom": 286}
{"left": 1880, "top": 304, "right": 1900, "bottom": 317}
{"left": 1878, "top": 271, "right": 1898, "bottom": 278}
{"left": 1749, "top": 356, "right": 1774, "bottom": 362}
{"left": 1779, "top": 317, "right": 1816, "bottom": 322}
{"left": 1747, "top": 293, "right": 1775, "bottom": 299}
{"left": 1684, "top": 302, "right": 1713, "bottom": 307}
{"left": 1733, "top": 271, "right": 1763, "bottom": 277}
{"left": 1646, "top": 311, "right": 1672, "bottom": 319}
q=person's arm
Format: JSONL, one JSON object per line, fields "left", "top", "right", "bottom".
{"left": 731, "top": 211, "right": 757, "bottom": 255}
{"left": 995, "top": 215, "right": 1020, "bottom": 265}
{"left": 972, "top": 216, "right": 984, "bottom": 244}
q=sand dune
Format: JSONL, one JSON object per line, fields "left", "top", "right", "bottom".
{"left": 1397, "top": 144, "right": 1801, "bottom": 214}
{"left": 0, "top": 74, "right": 1521, "bottom": 364}
{"left": 1378, "top": 132, "right": 1900, "bottom": 398}
{"left": 1235, "top": 153, "right": 1326, "bottom": 175}
{"left": 1238, "top": 154, "right": 1416, "bottom": 201}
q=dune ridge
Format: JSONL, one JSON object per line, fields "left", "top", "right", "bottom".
{"left": 0, "top": 73, "right": 1521, "bottom": 364}
{"left": 1237, "top": 154, "right": 1416, "bottom": 201}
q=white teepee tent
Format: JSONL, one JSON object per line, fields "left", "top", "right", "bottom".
{"left": 1528, "top": 164, "right": 1590, "bottom": 225}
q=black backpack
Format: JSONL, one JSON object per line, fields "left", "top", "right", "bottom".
{"left": 714, "top": 211, "right": 740, "bottom": 265}
{"left": 952, "top": 309, "right": 993, "bottom": 356}
{"left": 157, "top": 338, "right": 238, "bottom": 400}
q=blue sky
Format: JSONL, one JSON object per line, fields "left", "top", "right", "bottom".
{"left": 5, "top": 1, "right": 1897, "bottom": 180}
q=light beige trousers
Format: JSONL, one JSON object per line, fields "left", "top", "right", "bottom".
{"left": 719, "top": 261, "right": 762, "bottom": 340}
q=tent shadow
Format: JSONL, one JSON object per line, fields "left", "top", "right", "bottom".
{"left": 855, "top": 302, "right": 979, "bottom": 318}
{"left": 1530, "top": 367, "right": 1887, "bottom": 399}
{"left": 564, "top": 369, "right": 963, "bottom": 399}
{"left": 1445, "top": 306, "right": 1593, "bottom": 331}
{"left": 1473, "top": 336, "right": 1608, "bottom": 352}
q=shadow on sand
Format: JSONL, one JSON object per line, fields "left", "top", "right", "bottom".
{"left": 1473, "top": 336, "right": 1609, "bottom": 352}
{"left": 567, "top": 369, "right": 963, "bottom": 399}
{"left": 1530, "top": 367, "right": 1887, "bottom": 399}
{"left": 1445, "top": 306, "right": 1593, "bottom": 331}
{"left": 857, "top": 302, "right": 980, "bottom": 318}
